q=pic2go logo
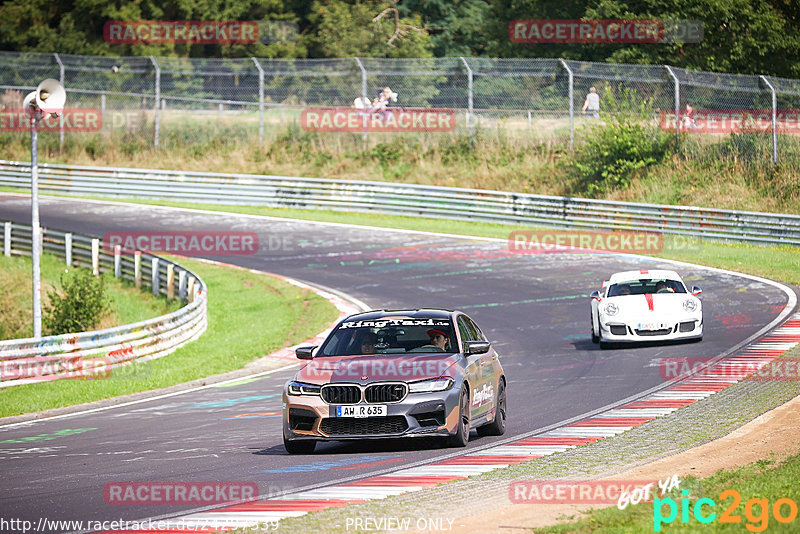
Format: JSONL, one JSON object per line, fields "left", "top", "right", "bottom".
{"left": 654, "top": 489, "right": 799, "bottom": 532}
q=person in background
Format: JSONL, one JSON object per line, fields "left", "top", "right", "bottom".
{"left": 582, "top": 87, "right": 600, "bottom": 118}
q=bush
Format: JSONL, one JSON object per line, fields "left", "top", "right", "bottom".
{"left": 569, "top": 116, "right": 673, "bottom": 196}
{"left": 44, "top": 269, "right": 109, "bottom": 335}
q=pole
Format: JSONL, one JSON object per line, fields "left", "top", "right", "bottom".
{"left": 460, "top": 57, "right": 474, "bottom": 145}
{"left": 665, "top": 66, "right": 680, "bottom": 151}
{"left": 355, "top": 57, "right": 367, "bottom": 142}
{"left": 54, "top": 53, "right": 65, "bottom": 149}
{"left": 252, "top": 57, "right": 265, "bottom": 142}
{"left": 149, "top": 56, "right": 160, "bottom": 148}
{"left": 760, "top": 75, "right": 778, "bottom": 165}
{"left": 559, "top": 59, "right": 574, "bottom": 150}
{"left": 30, "top": 113, "right": 42, "bottom": 338}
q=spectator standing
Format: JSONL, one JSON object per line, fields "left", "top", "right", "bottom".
{"left": 582, "top": 87, "right": 600, "bottom": 118}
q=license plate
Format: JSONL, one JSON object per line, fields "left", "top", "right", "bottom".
{"left": 638, "top": 322, "right": 667, "bottom": 331}
{"left": 336, "top": 405, "right": 387, "bottom": 418}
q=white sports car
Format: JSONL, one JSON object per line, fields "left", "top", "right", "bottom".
{"left": 590, "top": 269, "right": 703, "bottom": 348}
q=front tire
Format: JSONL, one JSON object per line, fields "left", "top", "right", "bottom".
{"left": 284, "top": 437, "right": 316, "bottom": 454}
{"left": 477, "top": 379, "right": 506, "bottom": 437}
{"left": 447, "top": 387, "right": 470, "bottom": 447}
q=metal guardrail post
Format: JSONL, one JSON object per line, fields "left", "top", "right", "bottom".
{"left": 665, "top": 66, "right": 680, "bottom": 151}
{"left": 179, "top": 269, "right": 187, "bottom": 300}
{"left": 149, "top": 56, "right": 160, "bottom": 148}
{"left": 114, "top": 244, "right": 121, "bottom": 278}
{"left": 53, "top": 53, "right": 65, "bottom": 149}
{"left": 559, "top": 59, "right": 574, "bottom": 150}
{"left": 3, "top": 222, "right": 10, "bottom": 257}
{"left": 252, "top": 57, "right": 265, "bottom": 142}
{"left": 355, "top": 57, "right": 368, "bottom": 142}
{"left": 152, "top": 257, "right": 160, "bottom": 296}
{"left": 760, "top": 76, "right": 778, "bottom": 165}
{"left": 134, "top": 250, "right": 141, "bottom": 288}
{"left": 65, "top": 232, "right": 72, "bottom": 266}
{"left": 460, "top": 58, "right": 474, "bottom": 145}
{"left": 91, "top": 238, "right": 99, "bottom": 275}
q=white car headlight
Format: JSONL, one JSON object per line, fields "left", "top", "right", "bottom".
{"left": 287, "top": 381, "right": 321, "bottom": 396}
{"left": 603, "top": 302, "right": 619, "bottom": 316}
{"left": 408, "top": 377, "right": 454, "bottom": 393}
{"left": 683, "top": 299, "right": 698, "bottom": 312}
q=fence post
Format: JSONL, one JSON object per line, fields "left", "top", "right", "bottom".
{"left": 114, "top": 244, "right": 121, "bottom": 278}
{"left": 460, "top": 57, "right": 474, "bottom": 145}
{"left": 64, "top": 232, "right": 72, "bottom": 266}
{"left": 558, "top": 59, "right": 574, "bottom": 150}
{"left": 3, "top": 222, "right": 10, "bottom": 256}
{"left": 134, "top": 251, "right": 141, "bottom": 288}
{"left": 151, "top": 257, "right": 160, "bottom": 296}
{"left": 187, "top": 276, "right": 195, "bottom": 303}
{"left": 166, "top": 263, "right": 175, "bottom": 299}
{"left": 665, "top": 66, "right": 680, "bottom": 151}
{"left": 53, "top": 53, "right": 65, "bottom": 149}
{"left": 91, "top": 238, "right": 99, "bottom": 275}
{"left": 100, "top": 93, "right": 106, "bottom": 130}
{"left": 252, "top": 57, "right": 264, "bottom": 142}
{"left": 355, "top": 57, "right": 368, "bottom": 142}
{"left": 149, "top": 56, "right": 160, "bottom": 148}
{"left": 760, "top": 75, "right": 778, "bottom": 165}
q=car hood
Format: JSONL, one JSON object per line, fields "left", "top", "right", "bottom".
{"left": 605, "top": 293, "right": 700, "bottom": 317}
{"left": 294, "top": 353, "right": 461, "bottom": 384}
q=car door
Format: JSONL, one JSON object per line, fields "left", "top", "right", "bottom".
{"left": 464, "top": 315, "right": 496, "bottom": 421}
{"left": 457, "top": 315, "right": 490, "bottom": 421}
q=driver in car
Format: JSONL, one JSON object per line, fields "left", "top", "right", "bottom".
{"left": 426, "top": 329, "right": 449, "bottom": 351}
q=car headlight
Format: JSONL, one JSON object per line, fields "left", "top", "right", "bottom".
{"left": 287, "top": 381, "right": 321, "bottom": 396}
{"left": 603, "top": 302, "right": 619, "bottom": 316}
{"left": 683, "top": 299, "right": 698, "bottom": 312}
{"left": 408, "top": 377, "right": 454, "bottom": 393}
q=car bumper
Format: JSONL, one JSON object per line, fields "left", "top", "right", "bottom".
{"left": 282, "top": 387, "right": 462, "bottom": 442}
{"left": 600, "top": 318, "right": 703, "bottom": 342}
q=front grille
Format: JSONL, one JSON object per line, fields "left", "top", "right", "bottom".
{"left": 635, "top": 328, "right": 672, "bottom": 336}
{"left": 365, "top": 383, "right": 407, "bottom": 403}
{"left": 610, "top": 325, "right": 627, "bottom": 336}
{"left": 320, "top": 416, "right": 409, "bottom": 436}
{"left": 321, "top": 385, "right": 361, "bottom": 404}
{"left": 288, "top": 408, "right": 317, "bottom": 431}
{"left": 679, "top": 321, "right": 696, "bottom": 332}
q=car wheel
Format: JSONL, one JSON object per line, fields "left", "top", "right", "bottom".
{"left": 284, "top": 437, "right": 316, "bottom": 454}
{"left": 598, "top": 330, "right": 613, "bottom": 350}
{"left": 591, "top": 313, "right": 599, "bottom": 344}
{"left": 447, "top": 386, "right": 470, "bottom": 447}
{"left": 477, "top": 379, "right": 506, "bottom": 437}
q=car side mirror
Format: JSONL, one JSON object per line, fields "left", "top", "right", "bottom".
{"left": 295, "top": 345, "right": 316, "bottom": 360}
{"left": 691, "top": 286, "right": 702, "bottom": 297}
{"left": 590, "top": 290, "right": 601, "bottom": 301}
{"left": 465, "top": 340, "right": 491, "bottom": 355}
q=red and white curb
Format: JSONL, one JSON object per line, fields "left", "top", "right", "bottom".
{"left": 102, "top": 312, "right": 800, "bottom": 533}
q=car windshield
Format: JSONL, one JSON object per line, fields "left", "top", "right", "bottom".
{"left": 607, "top": 278, "right": 687, "bottom": 297}
{"left": 318, "top": 318, "right": 457, "bottom": 356}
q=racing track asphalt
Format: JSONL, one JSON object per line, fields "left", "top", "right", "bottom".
{"left": 0, "top": 195, "right": 794, "bottom": 532}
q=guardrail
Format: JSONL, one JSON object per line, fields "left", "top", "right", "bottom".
{"left": 1, "top": 160, "right": 798, "bottom": 246}
{"left": 0, "top": 220, "right": 207, "bottom": 387}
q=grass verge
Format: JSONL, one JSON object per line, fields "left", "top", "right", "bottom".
{"left": 0, "top": 254, "right": 340, "bottom": 418}
{"left": 0, "top": 252, "right": 181, "bottom": 340}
